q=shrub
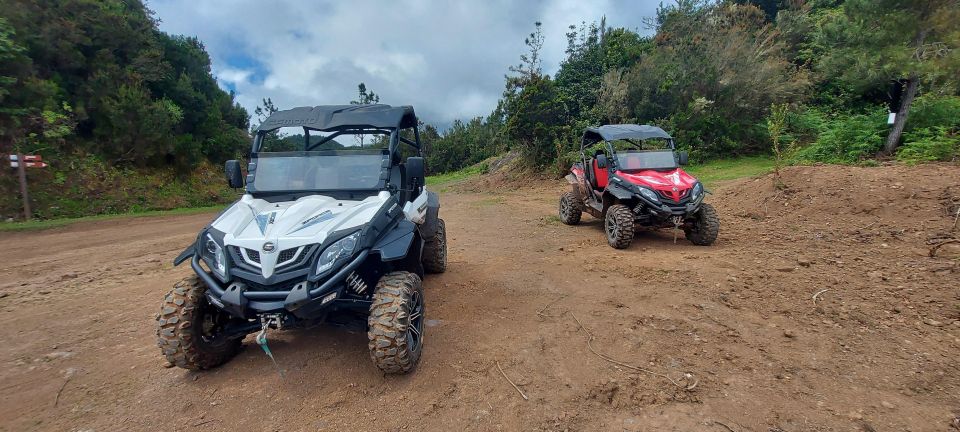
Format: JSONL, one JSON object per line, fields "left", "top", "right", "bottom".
{"left": 897, "top": 127, "right": 959, "bottom": 163}
{"left": 791, "top": 106, "right": 887, "bottom": 163}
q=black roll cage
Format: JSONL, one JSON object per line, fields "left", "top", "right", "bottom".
{"left": 579, "top": 135, "right": 677, "bottom": 170}
{"left": 253, "top": 124, "right": 422, "bottom": 161}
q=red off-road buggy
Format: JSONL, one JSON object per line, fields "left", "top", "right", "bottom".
{"left": 559, "top": 124, "right": 719, "bottom": 249}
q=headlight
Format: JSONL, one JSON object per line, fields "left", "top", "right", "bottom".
{"left": 637, "top": 187, "right": 660, "bottom": 203}
{"left": 316, "top": 231, "right": 361, "bottom": 276}
{"left": 203, "top": 233, "right": 226, "bottom": 277}
{"left": 690, "top": 182, "right": 703, "bottom": 201}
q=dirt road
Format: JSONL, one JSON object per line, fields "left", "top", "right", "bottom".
{"left": 1, "top": 165, "right": 958, "bottom": 431}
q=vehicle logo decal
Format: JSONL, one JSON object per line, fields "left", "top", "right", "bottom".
{"left": 289, "top": 210, "right": 334, "bottom": 234}
{"left": 262, "top": 242, "right": 276, "bottom": 253}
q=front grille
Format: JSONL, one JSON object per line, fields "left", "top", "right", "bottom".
{"left": 657, "top": 189, "right": 690, "bottom": 203}
{"left": 233, "top": 246, "right": 261, "bottom": 264}
{"left": 278, "top": 248, "right": 296, "bottom": 263}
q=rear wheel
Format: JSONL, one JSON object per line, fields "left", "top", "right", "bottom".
{"left": 156, "top": 275, "right": 242, "bottom": 370}
{"left": 685, "top": 203, "right": 720, "bottom": 246}
{"left": 604, "top": 204, "right": 635, "bottom": 249}
{"left": 367, "top": 271, "right": 424, "bottom": 374}
{"left": 558, "top": 191, "right": 582, "bottom": 225}
{"left": 422, "top": 219, "right": 447, "bottom": 273}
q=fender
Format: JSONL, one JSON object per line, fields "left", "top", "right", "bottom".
{"left": 419, "top": 191, "right": 441, "bottom": 239}
{"left": 173, "top": 244, "right": 196, "bottom": 266}
{"left": 606, "top": 180, "right": 635, "bottom": 200}
{"left": 372, "top": 219, "right": 417, "bottom": 261}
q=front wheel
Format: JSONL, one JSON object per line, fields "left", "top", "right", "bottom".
{"left": 156, "top": 275, "right": 243, "bottom": 370}
{"left": 558, "top": 191, "right": 582, "bottom": 225}
{"left": 604, "top": 204, "right": 635, "bottom": 249}
{"left": 685, "top": 203, "right": 720, "bottom": 246}
{"left": 367, "top": 271, "right": 424, "bottom": 374}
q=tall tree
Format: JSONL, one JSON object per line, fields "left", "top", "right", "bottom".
{"left": 351, "top": 83, "right": 380, "bottom": 105}
{"left": 817, "top": 0, "right": 960, "bottom": 153}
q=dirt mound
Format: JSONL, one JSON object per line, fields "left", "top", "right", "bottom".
{"left": 715, "top": 163, "right": 960, "bottom": 260}
{"left": 454, "top": 151, "right": 557, "bottom": 193}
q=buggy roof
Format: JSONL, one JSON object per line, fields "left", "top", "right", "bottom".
{"left": 257, "top": 104, "right": 417, "bottom": 132}
{"left": 583, "top": 124, "right": 672, "bottom": 143}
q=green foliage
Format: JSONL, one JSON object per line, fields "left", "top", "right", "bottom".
{"left": 792, "top": 106, "right": 888, "bottom": 163}
{"left": 896, "top": 127, "right": 959, "bottom": 163}
{"left": 0, "top": 0, "right": 249, "bottom": 170}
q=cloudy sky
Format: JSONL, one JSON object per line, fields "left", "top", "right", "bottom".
{"left": 149, "top": 0, "right": 659, "bottom": 129}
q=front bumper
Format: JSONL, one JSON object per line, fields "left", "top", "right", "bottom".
{"left": 636, "top": 193, "right": 704, "bottom": 217}
{"left": 191, "top": 249, "right": 369, "bottom": 319}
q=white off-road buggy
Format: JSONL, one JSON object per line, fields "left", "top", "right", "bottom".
{"left": 158, "top": 104, "right": 446, "bottom": 374}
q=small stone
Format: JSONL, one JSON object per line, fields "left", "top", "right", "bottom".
{"left": 162, "top": 362, "right": 175, "bottom": 368}
{"left": 880, "top": 401, "right": 895, "bottom": 409}
{"left": 923, "top": 318, "right": 944, "bottom": 327}
{"left": 60, "top": 272, "right": 78, "bottom": 280}
{"left": 783, "top": 329, "right": 796, "bottom": 339}
{"left": 797, "top": 258, "right": 812, "bottom": 267}
{"left": 0, "top": 293, "right": 8, "bottom": 299}
{"left": 776, "top": 266, "right": 795, "bottom": 273}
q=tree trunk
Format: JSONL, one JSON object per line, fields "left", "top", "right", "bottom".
{"left": 882, "top": 74, "right": 919, "bottom": 155}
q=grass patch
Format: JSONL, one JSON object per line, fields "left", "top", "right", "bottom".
{"left": 0, "top": 205, "right": 222, "bottom": 232}
{"left": 684, "top": 155, "right": 775, "bottom": 186}
{"left": 426, "top": 163, "right": 487, "bottom": 187}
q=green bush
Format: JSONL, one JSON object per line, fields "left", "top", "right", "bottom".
{"left": 897, "top": 127, "right": 959, "bottom": 163}
{"left": 791, "top": 106, "right": 887, "bottom": 163}
{"left": 908, "top": 96, "right": 960, "bottom": 131}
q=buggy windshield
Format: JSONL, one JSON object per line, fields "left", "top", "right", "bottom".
{"left": 252, "top": 151, "right": 385, "bottom": 192}
{"left": 615, "top": 150, "right": 678, "bottom": 171}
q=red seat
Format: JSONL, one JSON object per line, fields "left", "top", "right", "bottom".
{"left": 593, "top": 159, "right": 608, "bottom": 189}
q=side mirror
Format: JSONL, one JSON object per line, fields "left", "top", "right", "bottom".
{"left": 677, "top": 151, "right": 689, "bottom": 166}
{"left": 225, "top": 160, "right": 244, "bottom": 188}
{"left": 406, "top": 156, "right": 425, "bottom": 187}
{"left": 596, "top": 154, "right": 608, "bottom": 169}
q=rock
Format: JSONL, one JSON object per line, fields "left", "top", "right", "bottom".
{"left": 776, "top": 266, "right": 795, "bottom": 273}
{"left": 162, "top": 361, "right": 175, "bottom": 368}
{"left": 880, "top": 401, "right": 895, "bottom": 409}
{"left": 923, "top": 318, "right": 944, "bottom": 327}
{"left": 867, "top": 270, "right": 884, "bottom": 280}
{"left": 783, "top": 329, "right": 796, "bottom": 339}
{"left": 0, "top": 292, "right": 8, "bottom": 299}
{"left": 60, "top": 272, "right": 78, "bottom": 280}
{"left": 797, "top": 258, "right": 812, "bottom": 267}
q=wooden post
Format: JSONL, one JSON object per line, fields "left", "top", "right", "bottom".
{"left": 16, "top": 153, "right": 31, "bottom": 221}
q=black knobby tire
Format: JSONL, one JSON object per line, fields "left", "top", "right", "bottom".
{"left": 156, "top": 275, "right": 242, "bottom": 370}
{"left": 685, "top": 203, "right": 720, "bottom": 246}
{"left": 558, "top": 191, "right": 582, "bottom": 225}
{"left": 367, "top": 271, "right": 425, "bottom": 374}
{"left": 422, "top": 218, "right": 447, "bottom": 273}
{"left": 604, "top": 204, "right": 635, "bottom": 249}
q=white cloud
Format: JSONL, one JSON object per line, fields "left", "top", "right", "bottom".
{"left": 148, "top": 0, "right": 659, "bottom": 128}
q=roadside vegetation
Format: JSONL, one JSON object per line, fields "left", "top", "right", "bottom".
{"left": 422, "top": 0, "right": 959, "bottom": 174}
{"left": 1, "top": 0, "right": 957, "bottom": 221}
